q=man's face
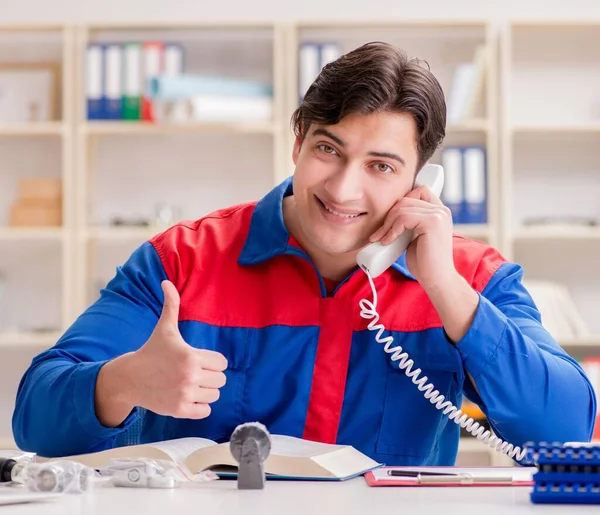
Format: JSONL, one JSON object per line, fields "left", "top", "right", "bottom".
{"left": 291, "top": 111, "right": 420, "bottom": 257}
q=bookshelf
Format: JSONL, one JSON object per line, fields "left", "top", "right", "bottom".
{"left": 73, "top": 21, "right": 287, "bottom": 312}
{"left": 0, "top": 25, "right": 74, "bottom": 343}
{"left": 501, "top": 20, "right": 600, "bottom": 339}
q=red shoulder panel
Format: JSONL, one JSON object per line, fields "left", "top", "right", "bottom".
{"left": 452, "top": 236, "right": 507, "bottom": 293}
{"left": 350, "top": 236, "right": 508, "bottom": 333}
{"left": 149, "top": 204, "right": 322, "bottom": 328}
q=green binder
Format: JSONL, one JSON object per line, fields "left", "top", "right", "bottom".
{"left": 123, "top": 43, "right": 141, "bottom": 120}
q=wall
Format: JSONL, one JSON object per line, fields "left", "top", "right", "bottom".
{"left": 0, "top": 0, "right": 598, "bottom": 25}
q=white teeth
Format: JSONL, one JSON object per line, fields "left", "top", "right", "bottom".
{"left": 323, "top": 202, "right": 360, "bottom": 218}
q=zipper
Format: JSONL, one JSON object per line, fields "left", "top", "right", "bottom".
{"left": 283, "top": 246, "right": 361, "bottom": 298}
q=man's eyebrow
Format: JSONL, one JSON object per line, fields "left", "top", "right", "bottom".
{"left": 312, "top": 128, "right": 406, "bottom": 166}
{"left": 312, "top": 128, "right": 345, "bottom": 147}
{"left": 368, "top": 151, "right": 406, "bottom": 167}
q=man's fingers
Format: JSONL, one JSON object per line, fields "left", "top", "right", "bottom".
{"left": 197, "top": 350, "right": 228, "bottom": 372}
{"left": 405, "top": 185, "right": 444, "bottom": 205}
{"left": 370, "top": 207, "right": 425, "bottom": 243}
{"left": 194, "top": 387, "right": 221, "bottom": 404}
{"left": 177, "top": 403, "right": 212, "bottom": 420}
{"left": 380, "top": 219, "right": 408, "bottom": 246}
{"left": 369, "top": 217, "right": 396, "bottom": 242}
{"left": 158, "top": 280, "right": 181, "bottom": 330}
{"left": 198, "top": 369, "right": 227, "bottom": 389}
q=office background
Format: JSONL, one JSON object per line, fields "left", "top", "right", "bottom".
{"left": 0, "top": 0, "right": 599, "bottom": 466}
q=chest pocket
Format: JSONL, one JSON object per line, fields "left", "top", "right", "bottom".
{"left": 163, "top": 323, "right": 256, "bottom": 443}
{"left": 375, "top": 329, "right": 464, "bottom": 460}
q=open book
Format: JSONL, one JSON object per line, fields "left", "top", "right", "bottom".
{"left": 43, "top": 435, "right": 381, "bottom": 481}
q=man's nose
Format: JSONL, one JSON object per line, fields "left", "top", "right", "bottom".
{"left": 323, "top": 165, "right": 363, "bottom": 204}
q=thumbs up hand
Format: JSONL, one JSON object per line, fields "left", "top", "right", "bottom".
{"left": 128, "top": 280, "right": 228, "bottom": 419}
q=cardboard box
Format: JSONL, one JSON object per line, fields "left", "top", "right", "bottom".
{"left": 17, "top": 178, "right": 62, "bottom": 201}
{"left": 9, "top": 199, "right": 62, "bottom": 227}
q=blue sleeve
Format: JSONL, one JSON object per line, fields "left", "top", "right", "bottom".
{"left": 12, "top": 241, "right": 168, "bottom": 458}
{"left": 456, "top": 262, "right": 597, "bottom": 453}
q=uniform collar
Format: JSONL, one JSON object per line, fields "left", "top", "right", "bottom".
{"left": 237, "top": 177, "right": 415, "bottom": 281}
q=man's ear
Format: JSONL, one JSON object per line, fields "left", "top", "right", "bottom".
{"left": 292, "top": 134, "right": 303, "bottom": 165}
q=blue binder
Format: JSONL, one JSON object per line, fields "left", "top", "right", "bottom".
{"left": 297, "top": 42, "right": 341, "bottom": 103}
{"left": 462, "top": 146, "right": 487, "bottom": 224}
{"left": 440, "top": 146, "right": 464, "bottom": 224}
{"left": 86, "top": 43, "right": 104, "bottom": 120}
{"left": 298, "top": 42, "right": 321, "bottom": 103}
{"left": 103, "top": 44, "right": 122, "bottom": 120}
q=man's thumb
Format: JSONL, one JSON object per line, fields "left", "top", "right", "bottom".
{"left": 158, "top": 280, "right": 181, "bottom": 330}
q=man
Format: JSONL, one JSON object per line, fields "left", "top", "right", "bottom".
{"left": 12, "top": 42, "right": 596, "bottom": 465}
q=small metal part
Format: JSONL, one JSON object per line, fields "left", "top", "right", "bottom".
{"left": 229, "top": 422, "right": 271, "bottom": 489}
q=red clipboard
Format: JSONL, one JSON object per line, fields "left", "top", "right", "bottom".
{"left": 364, "top": 466, "right": 535, "bottom": 487}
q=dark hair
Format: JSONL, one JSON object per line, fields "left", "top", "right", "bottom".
{"left": 291, "top": 41, "right": 446, "bottom": 171}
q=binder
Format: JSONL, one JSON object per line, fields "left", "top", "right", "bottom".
{"left": 149, "top": 75, "right": 272, "bottom": 100}
{"left": 447, "top": 44, "right": 487, "bottom": 124}
{"left": 122, "top": 43, "right": 142, "bottom": 120}
{"left": 364, "top": 466, "right": 535, "bottom": 487}
{"left": 164, "top": 43, "right": 184, "bottom": 77}
{"left": 142, "top": 42, "right": 164, "bottom": 122}
{"left": 447, "top": 63, "right": 474, "bottom": 125}
{"left": 319, "top": 42, "right": 342, "bottom": 69}
{"left": 85, "top": 43, "right": 104, "bottom": 120}
{"left": 440, "top": 147, "right": 464, "bottom": 224}
{"left": 103, "top": 44, "right": 122, "bottom": 120}
{"left": 298, "top": 42, "right": 341, "bottom": 102}
{"left": 463, "top": 146, "right": 487, "bottom": 224}
{"left": 298, "top": 42, "right": 321, "bottom": 102}
{"left": 191, "top": 95, "right": 272, "bottom": 122}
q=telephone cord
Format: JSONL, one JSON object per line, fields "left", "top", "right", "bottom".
{"left": 359, "top": 269, "right": 527, "bottom": 462}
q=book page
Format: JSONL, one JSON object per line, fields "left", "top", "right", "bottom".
{"left": 149, "top": 437, "right": 217, "bottom": 463}
{"left": 313, "top": 447, "right": 380, "bottom": 478}
{"left": 270, "top": 435, "right": 344, "bottom": 458}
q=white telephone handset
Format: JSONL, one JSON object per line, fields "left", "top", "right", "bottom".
{"left": 356, "top": 162, "right": 527, "bottom": 463}
{"left": 356, "top": 163, "right": 445, "bottom": 278}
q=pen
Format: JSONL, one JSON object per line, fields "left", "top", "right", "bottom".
{"left": 386, "top": 470, "right": 514, "bottom": 484}
{"left": 418, "top": 475, "right": 513, "bottom": 485}
{"left": 387, "top": 470, "right": 459, "bottom": 477}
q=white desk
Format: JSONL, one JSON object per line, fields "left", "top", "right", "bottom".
{"left": 5, "top": 477, "right": 598, "bottom": 515}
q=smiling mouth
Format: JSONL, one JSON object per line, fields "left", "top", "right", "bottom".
{"left": 315, "top": 195, "right": 366, "bottom": 219}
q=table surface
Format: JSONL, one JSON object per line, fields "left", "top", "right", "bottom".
{"left": 4, "top": 476, "right": 599, "bottom": 515}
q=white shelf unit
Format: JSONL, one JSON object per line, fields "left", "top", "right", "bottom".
{"left": 82, "top": 120, "right": 278, "bottom": 136}
{"left": 286, "top": 20, "right": 499, "bottom": 247}
{"left": 73, "top": 22, "right": 287, "bottom": 312}
{"left": 501, "top": 21, "right": 600, "bottom": 339}
{"left": 0, "top": 25, "right": 75, "bottom": 339}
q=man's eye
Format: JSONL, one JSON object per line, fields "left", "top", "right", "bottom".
{"left": 375, "top": 163, "right": 393, "bottom": 173}
{"left": 317, "top": 144, "right": 336, "bottom": 155}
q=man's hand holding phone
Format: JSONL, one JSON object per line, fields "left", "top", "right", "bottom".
{"left": 368, "top": 183, "right": 480, "bottom": 344}
{"left": 369, "top": 184, "right": 455, "bottom": 291}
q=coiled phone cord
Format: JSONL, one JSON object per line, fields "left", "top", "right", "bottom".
{"left": 359, "top": 270, "right": 527, "bottom": 462}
